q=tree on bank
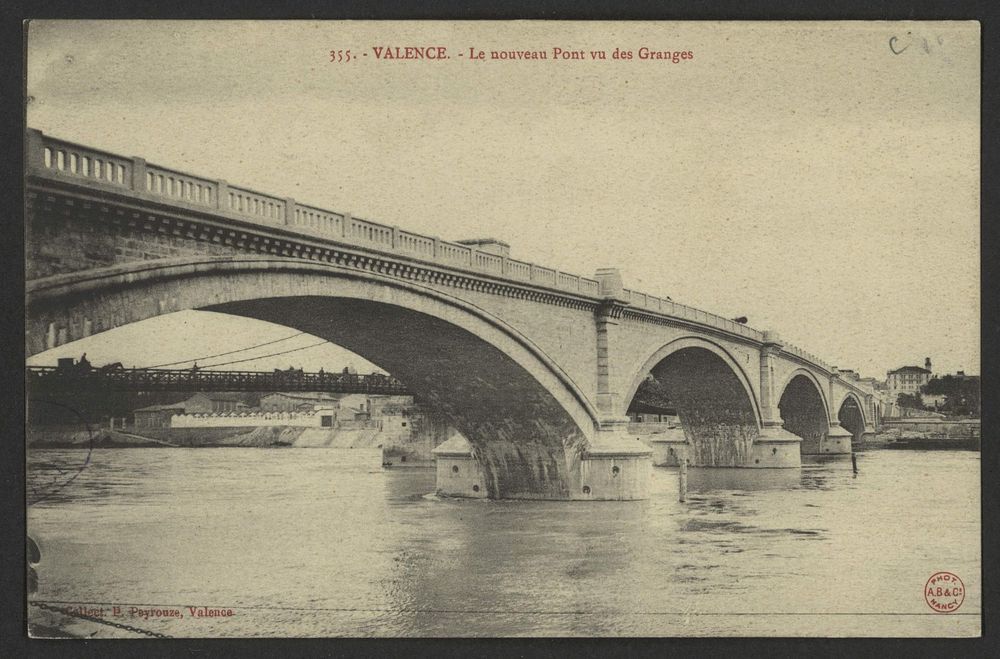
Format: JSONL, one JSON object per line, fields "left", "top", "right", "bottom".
{"left": 921, "top": 375, "right": 981, "bottom": 417}
{"left": 633, "top": 375, "right": 673, "bottom": 410}
{"left": 896, "top": 392, "right": 925, "bottom": 412}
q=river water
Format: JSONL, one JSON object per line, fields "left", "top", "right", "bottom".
{"left": 27, "top": 447, "right": 980, "bottom": 637}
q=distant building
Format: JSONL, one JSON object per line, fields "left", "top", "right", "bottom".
{"left": 627, "top": 400, "right": 679, "bottom": 424}
{"left": 368, "top": 395, "right": 414, "bottom": 418}
{"left": 332, "top": 394, "right": 408, "bottom": 421}
{"left": 260, "top": 392, "right": 340, "bottom": 413}
{"left": 132, "top": 393, "right": 248, "bottom": 427}
{"left": 182, "top": 392, "right": 249, "bottom": 414}
{"left": 886, "top": 358, "right": 933, "bottom": 398}
{"left": 133, "top": 403, "right": 187, "bottom": 428}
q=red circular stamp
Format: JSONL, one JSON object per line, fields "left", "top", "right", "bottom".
{"left": 924, "top": 572, "right": 965, "bottom": 613}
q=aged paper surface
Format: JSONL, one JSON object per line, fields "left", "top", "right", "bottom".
{"left": 25, "top": 21, "right": 980, "bottom": 638}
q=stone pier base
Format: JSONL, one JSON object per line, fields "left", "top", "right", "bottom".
{"left": 642, "top": 427, "right": 689, "bottom": 467}
{"left": 576, "top": 423, "right": 652, "bottom": 501}
{"left": 750, "top": 425, "right": 802, "bottom": 468}
{"left": 638, "top": 424, "right": 803, "bottom": 469}
{"left": 812, "top": 425, "right": 853, "bottom": 455}
{"left": 431, "top": 423, "right": 652, "bottom": 501}
{"left": 431, "top": 434, "right": 487, "bottom": 499}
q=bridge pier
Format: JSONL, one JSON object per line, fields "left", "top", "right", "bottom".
{"left": 816, "top": 423, "right": 853, "bottom": 455}
{"left": 752, "top": 424, "right": 803, "bottom": 467}
{"left": 644, "top": 427, "right": 688, "bottom": 467}
{"left": 577, "top": 419, "right": 652, "bottom": 500}
{"left": 644, "top": 426, "right": 801, "bottom": 469}
{"left": 432, "top": 421, "right": 651, "bottom": 501}
{"left": 432, "top": 433, "right": 488, "bottom": 499}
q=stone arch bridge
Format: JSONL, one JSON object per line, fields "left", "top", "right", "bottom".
{"left": 25, "top": 129, "right": 878, "bottom": 501}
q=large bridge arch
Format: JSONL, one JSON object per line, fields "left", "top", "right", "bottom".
{"left": 624, "top": 336, "right": 762, "bottom": 467}
{"left": 776, "top": 368, "right": 830, "bottom": 455}
{"left": 27, "top": 256, "right": 602, "bottom": 499}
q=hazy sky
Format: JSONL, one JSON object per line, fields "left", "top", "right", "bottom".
{"left": 25, "top": 21, "right": 980, "bottom": 377}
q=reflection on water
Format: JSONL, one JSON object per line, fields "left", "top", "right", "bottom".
{"left": 27, "top": 448, "right": 980, "bottom": 637}
{"left": 685, "top": 464, "right": 805, "bottom": 492}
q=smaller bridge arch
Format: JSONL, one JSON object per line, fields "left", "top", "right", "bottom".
{"left": 624, "top": 336, "right": 763, "bottom": 427}
{"left": 776, "top": 368, "right": 831, "bottom": 421}
{"left": 624, "top": 336, "right": 763, "bottom": 467}
{"left": 776, "top": 368, "right": 831, "bottom": 455}
{"left": 837, "top": 391, "right": 868, "bottom": 445}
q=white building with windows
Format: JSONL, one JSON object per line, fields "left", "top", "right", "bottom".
{"left": 885, "top": 358, "right": 934, "bottom": 415}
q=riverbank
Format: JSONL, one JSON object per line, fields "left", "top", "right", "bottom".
{"left": 26, "top": 426, "right": 299, "bottom": 449}
{"left": 870, "top": 435, "right": 980, "bottom": 451}
{"left": 865, "top": 418, "right": 981, "bottom": 451}
{"left": 27, "top": 425, "right": 437, "bottom": 463}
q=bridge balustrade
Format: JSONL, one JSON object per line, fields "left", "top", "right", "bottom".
{"left": 346, "top": 216, "right": 394, "bottom": 248}
{"left": 40, "top": 137, "right": 132, "bottom": 189}
{"left": 396, "top": 230, "right": 436, "bottom": 258}
{"left": 506, "top": 259, "right": 532, "bottom": 281}
{"left": 145, "top": 164, "right": 217, "bottom": 208}
{"left": 473, "top": 251, "right": 503, "bottom": 274}
{"left": 294, "top": 203, "right": 345, "bottom": 235}
{"left": 227, "top": 185, "right": 285, "bottom": 223}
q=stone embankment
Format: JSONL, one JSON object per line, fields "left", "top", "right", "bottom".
{"left": 28, "top": 425, "right": 439, "bottom": 462}
{"left": 865, "top": 419, "right": 980, "bottom": 451}
{"left": 28, "top": 426, "right": 309, "bottom": 448}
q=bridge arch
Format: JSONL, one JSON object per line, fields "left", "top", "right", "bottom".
{"left": 624, "top": 336, "right": 762, "bottom": 467}
{"left": 776, "top": 368, "right": 830, "bottom": 455}
{"left": 837, "top": 391, "right": 868, "bottom": 444}
{"left": 27, "top": 256, "right": 601, "bottom": 499}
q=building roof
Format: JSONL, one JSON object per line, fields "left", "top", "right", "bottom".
{"left": 888, "top": 365, "right": 931, "bottom": 375}
{"left": 189, "top": 392, "right": 247, "bottom": 402}
{"left": 261, "top": 392, "right": 339, "bottom": 401}
{"left": 134, "top": 403, "right": 187, "bottom": 412}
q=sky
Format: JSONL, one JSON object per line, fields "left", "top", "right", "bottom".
{"left": 25, "top": 21, "right": 980, "bottom": 377}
